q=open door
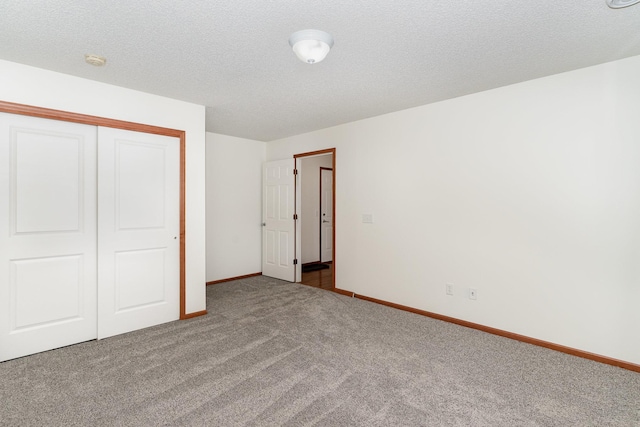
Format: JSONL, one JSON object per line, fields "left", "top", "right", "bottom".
{"left": 320, "top": 168, "right": 333, "bottom": 263}
{"left": 262, "top": 159, "right": 296, "bottom": 282}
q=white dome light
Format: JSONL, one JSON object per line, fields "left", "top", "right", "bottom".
{"left": 289, "top": 29, "right": 334, "bottom": 64}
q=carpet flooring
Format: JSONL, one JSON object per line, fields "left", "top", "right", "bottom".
{"left": 1, "top": 275, "right": 638, "bottom": 426}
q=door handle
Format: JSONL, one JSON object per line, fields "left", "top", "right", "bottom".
{"left": 322, "top": 220, "right": 330, "bottom": 223}
{"left": 262, "top": 222, "right": 266, "bottom": 226}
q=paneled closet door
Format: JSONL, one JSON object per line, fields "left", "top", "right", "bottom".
{"left": 0, "top": 113, "right": 97, "bottom": 362}
{"left": 97, "top": 127, "right": 180, "bottom": 339}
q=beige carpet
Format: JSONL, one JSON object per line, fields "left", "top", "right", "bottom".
{"left": 1, "top": 275, "right": 638, "bottom": 426}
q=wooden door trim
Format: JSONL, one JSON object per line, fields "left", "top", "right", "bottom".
{"left": 294, "top": 149, "right": 335, "bottom": 159}
{"left": 0, "top": 100, "right": 194, "bottom": 320}
{"left": 294, "top": 148, "right": 337, "bottom": 291}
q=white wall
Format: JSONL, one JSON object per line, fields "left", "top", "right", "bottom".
{"left": 0, "top": 60, "right": 207, "bottom": 314}
{"left": 267, "top": 55, "right": 640, "bottom": 365}
{"left": 300, "top": 155, "right": 333, "bottom": 263}
{"left": 205, "top": 132, "right": 265, "bottom": 282}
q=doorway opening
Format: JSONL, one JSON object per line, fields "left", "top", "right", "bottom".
{"left": 294, "top": 149, "right": 336, "bottom": 291}
{"left": 0, "top": 101, "right": 193, "bottom": 319}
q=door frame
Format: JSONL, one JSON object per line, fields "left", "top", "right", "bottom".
{"left": 319, "top": 167, "right": 333, "bottom": 263}
{"left": 0, "top": 100, "right": 194, "bottom": 320}
{"left": 294, "top": 148, "right": 336, "bottom": 289}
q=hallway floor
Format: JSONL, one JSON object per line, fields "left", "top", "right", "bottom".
{"left": 300, "top": 262, "right": 333, "bottom": 291}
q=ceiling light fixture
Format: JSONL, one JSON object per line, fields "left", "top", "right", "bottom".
{"left": 84, "top": 54, "right": 107, "bottom": 66}
{"left": 606, "top": 0, "right": 640, "bottom": 8}
{"left": 288, "top": 29, "right": 334, "bottom": 64}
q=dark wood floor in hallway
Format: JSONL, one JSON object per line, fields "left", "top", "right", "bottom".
{"left": 300, "top": 262, "right": 333, "bottom": 290}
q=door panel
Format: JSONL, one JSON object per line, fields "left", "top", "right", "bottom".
{"left": 115, "top": 248, "right": 166, "bottom": 312}
{"left": 265, "top": 229, "right": 276, "bottom": 264}
{"left": 0, "top": 113, "right": 97, "bottom": 362}
{"left": 97, "top": 128, "right": 179, "bottom": 339}
{"left": 116, "top": 142, "right": 167, "bottom": 230}
{"left": 262, "top": 159, "right": 295, "bottom": 281}
{"left": 320, "top": 168, "right": 333, "bottom": 263}
{"left": 13, "top": 133, "right": 84, "bottom": 234}
{"left": 11, "top": 255, "right": 84, "bottom": 330}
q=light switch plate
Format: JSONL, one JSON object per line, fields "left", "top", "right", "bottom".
{"left": 362, "top": 214, "right": 374, "bottom": 223}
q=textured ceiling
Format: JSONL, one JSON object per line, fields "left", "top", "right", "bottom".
{"left": 1, "top": 1, "right": 639, "bottom": 141}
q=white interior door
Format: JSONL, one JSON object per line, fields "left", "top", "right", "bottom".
{"left": 97, "top": 127, "right": 180, "bottom": 339}
{"left": 320, "top": 168, "right": 333, "bottom": 263}
{"left": 262, "top": 159, "right": 296, "bottom": 282}
{"left": 0, "top": 113, "right": 97, "bottom": 362}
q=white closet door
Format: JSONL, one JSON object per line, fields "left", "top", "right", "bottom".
{"left": 320, "top": 168, "right": 333, "bottom": 263}
{"left": 97, "top": 127, "right": 180, "bottom": 339}
{"left": 0, "top": 113, "right": 97, "bottom": 362}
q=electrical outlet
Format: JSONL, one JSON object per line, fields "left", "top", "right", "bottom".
{"left": 446, "top": 283, "right": 453, "bottom": 296}
{"left": 362, "top": 214, "right": 374, "bottom": 223}
{"left": 469, "top": 288, "right": 477, "bottom": 300}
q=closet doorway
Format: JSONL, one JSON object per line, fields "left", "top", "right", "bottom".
{"left": 0, "top": 103, "right": 185, "bottom": 362}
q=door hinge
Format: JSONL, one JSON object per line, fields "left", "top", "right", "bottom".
{"left": 293, "top": 169, "right": 298, "bottom": 175}
{"left": 293, "top": 213, "right": 298, "bottom": 220}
